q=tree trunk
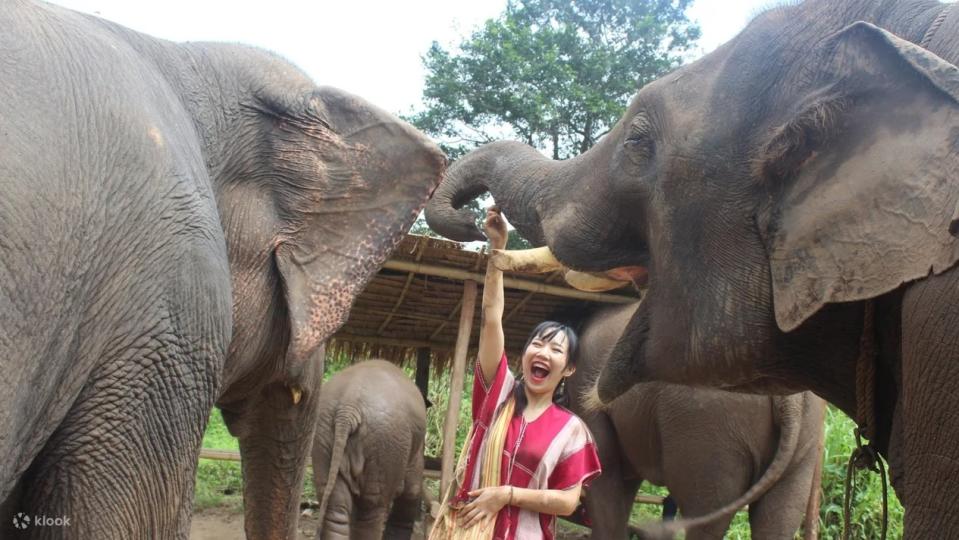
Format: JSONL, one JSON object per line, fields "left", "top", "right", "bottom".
{"left": 580, "top": 115, "right": 594, "bottom": 154}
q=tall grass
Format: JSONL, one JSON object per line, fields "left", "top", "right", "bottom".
{"left": 195, "top": 356, "right": 904, "bottom": 539}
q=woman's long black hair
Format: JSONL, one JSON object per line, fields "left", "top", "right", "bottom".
{"left": 513, "top": 321, "right": 580, "bottom": 417}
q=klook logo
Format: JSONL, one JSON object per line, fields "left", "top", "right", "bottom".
{"left": 11, "top": 512, "right": 70, "bottom": 529}
{"left": 12, "top": 513, "right": 30, "bottom": 530}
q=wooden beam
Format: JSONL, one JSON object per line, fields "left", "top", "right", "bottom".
{"left": 331, "top": 333, "right": 452, "bottom": 351}
{"left": 377, "top": 238, "right": 427, "bottom": 335}
{"left": 365, "top": 308, "right": 453, "bottom": 325}
{"left": 440, "top": 280, "right": 478, "bottom": 496}
{"left": 429, "top": 297, "right": 464, "bottom": 340}
{"left": 382, "top": 260, "right": 636, "bottom": 304}
{"left": 199, "top": 448, "right": 240, "bottom": 461}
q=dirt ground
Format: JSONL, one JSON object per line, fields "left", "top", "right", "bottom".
{"left": 189, "top": 506, "right": 590, "bottom": 539}
{"left": 190, "top": 507, "right": 322, "bottom": 539}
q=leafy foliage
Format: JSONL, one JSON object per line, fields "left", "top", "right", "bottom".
{"left": 408, "top": 0, "right": 700, "bottom": 160}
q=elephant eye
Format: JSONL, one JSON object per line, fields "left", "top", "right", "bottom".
{"left": 624, "top": 113, "right": 654, "bottom": 162}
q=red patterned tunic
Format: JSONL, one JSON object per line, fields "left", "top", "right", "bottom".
{"left": 455, "top": 353, "right": 602, "bottom": 539}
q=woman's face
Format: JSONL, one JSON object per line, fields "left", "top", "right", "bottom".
{"left": 521, "top": 330, "right": 576, "bottom": 397}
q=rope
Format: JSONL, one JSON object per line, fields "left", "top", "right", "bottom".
{"left": 855, "top": 302, "right": 877, "bottom": 442}
{"left": 843, "top": 429, "right": 888, "bottom": 540}
{"left": 921, "top": 4, "right": 953, "bottom": 48}
{"left": 843, "top": 301, "right": 888, "bottom": 540}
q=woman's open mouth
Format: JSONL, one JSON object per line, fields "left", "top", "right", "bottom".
{"left": 530, "top": 361, "right": 551, "bottom": 383}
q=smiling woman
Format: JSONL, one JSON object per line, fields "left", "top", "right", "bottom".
{"left": 430, "top": 207, "right": 601, "bottom": 540}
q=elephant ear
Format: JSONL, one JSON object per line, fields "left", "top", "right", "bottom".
{"left": 273, "top": 88, "right": 446, "bottom": 379}
{"left": 761, "top": 22, "right": 959, "bottom": 332}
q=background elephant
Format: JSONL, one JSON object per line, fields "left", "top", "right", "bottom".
{"left": 0, "top": 3, "right": 443, "bottom": 538}
{"left": 312, "top": 360, "right": 426, "bottom": 540}
{"left": 425, "top": 0, "right": 959, "bottom": 536}
{"left": 569, "top": 303, "right": 825, "bottom": 539}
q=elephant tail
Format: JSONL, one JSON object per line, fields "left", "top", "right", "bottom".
{"left": 317, "top": 405, "right": 362, "bottom": 522}
{"left": 641, "top": 393, "right": 805, "bottom": 539}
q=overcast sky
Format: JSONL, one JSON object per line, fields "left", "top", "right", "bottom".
{"left": 48, "top": 0, "right": 771, "bottom": 116}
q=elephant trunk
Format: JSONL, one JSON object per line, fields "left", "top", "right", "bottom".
{"left": 425, "top": 139, "right": 646, "bottom": 273}
{"left": 230, "top": 380, "right": 322, "bottom": 540}
{"left": 315, "top": 406, "right": 361, "bottom": 528}
{"left": 582, "top": 304, "right": 650, "bottom": 411}
{"left": 640, "top": 393, "right": 806, "bottom": 538}
{"left": 425, "top": 141, "right": 564, "bottom": 246}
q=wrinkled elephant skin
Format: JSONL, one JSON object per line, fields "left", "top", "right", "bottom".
{"left": 0, "top": 3, "right": 444, "bottom": 539}
{"left": 569, "top": 304, "right": 825, "bottom": 539}
{"left": 426, "top": 0, "right": 959, "bottom": 536}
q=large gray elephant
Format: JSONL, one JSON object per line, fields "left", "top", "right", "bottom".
{"left": 569, "top": 303, "right": 825, "bottom": 539}
{"left": 0, "top": 2, "right": 444, "bottom": 539}
{"left": 312, "top": 360, "right": 427, "bottom": 540}
{"left": 425, "top": 0, "right": 959, "bottom": 536}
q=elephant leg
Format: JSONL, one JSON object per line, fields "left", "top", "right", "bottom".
{"left": 675, "top": 504, "right": 736, "bottom": 540}
{"left": 748, "top": 403, "right": 824, "bottom": 540}
{"left": 384, "top": 451, "right": 424, "bottom": 540}
{"left": 747, "top": 463, "right": 815, "bottom": 539}
{"left": 899, "top": 271, "right": 959, "bottom": 537}
{"left": 665, "top": 453, "right": 746, "bottom": 540}
{"left": 318, "top": 480, "right": 353, "bottom": 540}
{"left": 580, "top": 411, "right": 638, "bottom": 539}
{"left": 383, "top": 493, "right": 419, "bottom": 540}
{"left": 224, "top": 354, "right": 322, "bottom": 540}
{"left": 351, "top": 501, "right": 389, "bottom": 540}
{"left": 13, "top": 344, "right": 220, "bottom": 539}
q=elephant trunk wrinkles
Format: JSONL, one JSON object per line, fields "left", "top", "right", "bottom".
{"left": 641, "top": 393, "right": 806, "bottom": 538}
{"left": 316, "top": 406, "right": 361, "bottom": 529}
{"left": 241, "top": 441, "right": 309, "bottom": 540}
{"left": 240, "top": 438, "right": 314, "bottom": 540}
{"left": 425, "top": 141, "right": 566, "bottom": 246}
{"left": 236, "top": 381, "right": 322, "bottom": 540}
{"left": 587, "top": 304, "right": 650, "bottom": 409}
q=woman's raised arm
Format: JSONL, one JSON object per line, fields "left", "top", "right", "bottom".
{"left": 476, "top": 206, "right": 508, "bottom": 386}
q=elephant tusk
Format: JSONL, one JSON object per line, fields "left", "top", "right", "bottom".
{"left": 489, "top": 246, "right": 563, "bottom": 274}
{"left": 291, "top": 387, "right": 303, "bottom": 405}
{"left": 563, "top": 270, "right": 632, "bottom": 292}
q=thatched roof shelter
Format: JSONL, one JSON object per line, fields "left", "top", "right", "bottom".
{"left": 326, "top": 233, "right": 641, "bottom": 494}
{"left": 200, "top": 233, "right": 645, "bottom": 505}
{"left": 328, "top": 233, "right": 641, "bottom": 368}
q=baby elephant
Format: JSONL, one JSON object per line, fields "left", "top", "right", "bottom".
{"left": 312, "top": 360, "right": 427, "bottom": 540}
{"left": 569, "top": 304, "right": 826, "bottom": 539}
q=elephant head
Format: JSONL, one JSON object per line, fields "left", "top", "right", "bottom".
{"left": 182, "top": 45, "right": 445, "bottom": 539}
{"left": 426, "top": 4, "right": 959, "bottom": 412}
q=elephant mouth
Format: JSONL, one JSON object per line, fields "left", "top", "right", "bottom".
{"left": 491, "top": 246, "right": 648, "bottom": 291}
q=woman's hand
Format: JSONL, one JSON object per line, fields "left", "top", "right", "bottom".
{"left": 461, "top": 485, "right": 510, "bottom": 529}
{"left": 484, "top": 206, "right": 508, "bottom": 250}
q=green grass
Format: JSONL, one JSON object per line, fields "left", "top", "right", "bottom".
{"left": 194, "top": 409, "right": 243, "bottom": 511}
{"left": 195, "top": 356, "right": 905, "bottom": 540}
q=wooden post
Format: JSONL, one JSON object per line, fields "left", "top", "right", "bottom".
{"left": 440, "top": 280, "right": 478, "bottom": 496}
{"left": 415, "top": 347, "right": 431, "bottom": 409}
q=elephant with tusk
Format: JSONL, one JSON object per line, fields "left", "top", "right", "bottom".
{"left": 0, "top": 3, "right": 444, "bottom": 538}
{"left": 425, "top": 0, "right": 959, "bottom": 536}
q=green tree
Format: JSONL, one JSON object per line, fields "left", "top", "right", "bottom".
{"left": 409, "top": 0, "right": 700, "bottom": 161}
